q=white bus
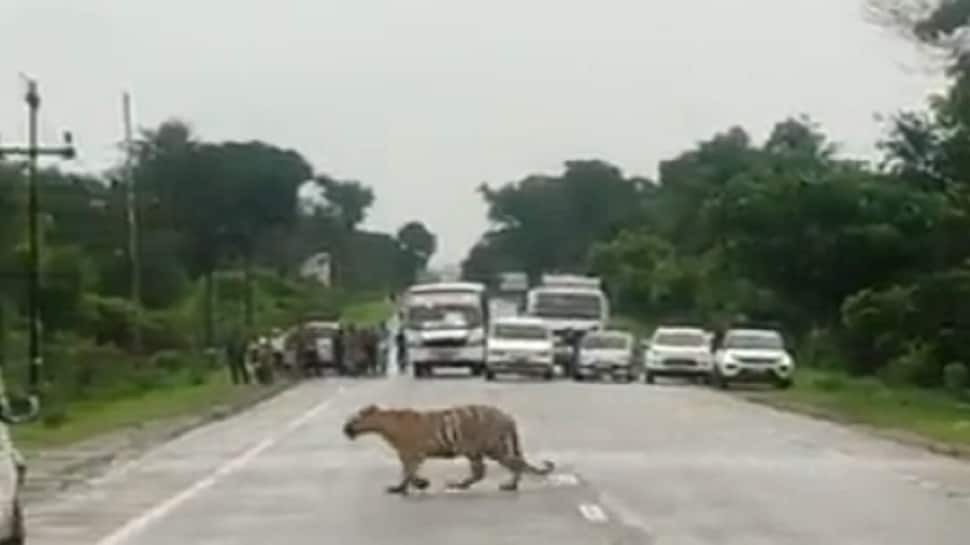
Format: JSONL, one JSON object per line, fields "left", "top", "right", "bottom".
{"left": 401, "top": 282, "right": 489, "bottom": 378}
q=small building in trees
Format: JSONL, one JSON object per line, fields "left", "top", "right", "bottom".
{"left": 300, "top": 252, "right": 332, "bottom": 287}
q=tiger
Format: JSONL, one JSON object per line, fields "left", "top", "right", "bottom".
{"left": 342, "top": 403, "right": 554, "bottom": 494}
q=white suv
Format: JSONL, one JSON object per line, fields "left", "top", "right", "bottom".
{"left": 713, "top": 328, "right": 794, "bottom": 389}
{"left": 644, "top": 327, "right": 713, "bottom": 384}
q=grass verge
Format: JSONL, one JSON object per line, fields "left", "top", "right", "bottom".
{"left": 743, "top": 368, "right": 970, "bottom": 455}
{"left": 12, "top": 370, "right": 269, "bottom": 449}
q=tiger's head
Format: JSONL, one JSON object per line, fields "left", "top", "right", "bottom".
{"left": 343, "top": 404, "right": 383, "bottom": 439}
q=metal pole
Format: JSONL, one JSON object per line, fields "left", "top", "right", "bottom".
{"left": 0, "top": 77, "right": 75, "bottom": 423}
{"left": 25, "top": 81, "right": 41, "bottom": 388}
{"left": 123, "top": 92, "right": 142, "bottom": 351}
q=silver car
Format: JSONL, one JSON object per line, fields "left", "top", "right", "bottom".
{"left": 574, "top": 330, "right": 638, "bottom": 382}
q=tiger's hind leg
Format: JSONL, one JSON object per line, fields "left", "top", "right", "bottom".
{"left": 496, "top": 456, "right": 523, "bottom": 491}
{"left": 447, "top": 455, "right": 486, "bottom": 490}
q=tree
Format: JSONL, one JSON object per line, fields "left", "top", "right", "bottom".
{"left": 468, "top": 160, "right": 647, "bottom": 278}
{"left": 313, "top": 175, "right": 375, "bottom": 230}
{"left": 397, "top": 221, "right": 437, "bottom": 263}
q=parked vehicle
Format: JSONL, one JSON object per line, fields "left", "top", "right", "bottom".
{"left": 296, "top": 320, "right": 342, "bottom": 376}
{"left": 402, "top": 282, "right": 489, "bottom": 378}
{"left": 526, "top": 274, "right": 610, "bottom": 376}
{"left": 0, "top": 424, "right": 23, "bottom": 545}
{"left": 713, "top": 328, "right": 794, "bottom": 389}
{"left": 643, "top": 326, "right": 714, "bottom": 384}
{"left": 575, "top": 330, "right": 638, "bottom": 382}
{"left": 484, "top": 316, "right": 555, "bottom": 381}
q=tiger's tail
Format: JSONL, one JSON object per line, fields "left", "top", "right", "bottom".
{"left": 510, "top": 427, "right": 555, "bottom": 475}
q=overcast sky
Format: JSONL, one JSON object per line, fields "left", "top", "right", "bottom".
{"left": 0, "top": 0, "right": 944, "bottom": 265}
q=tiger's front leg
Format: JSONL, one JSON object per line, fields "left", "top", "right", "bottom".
{"left": 387, "top": 455, "right": 425, "bottom": 495}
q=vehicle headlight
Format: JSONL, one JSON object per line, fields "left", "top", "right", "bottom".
{"left": 780, "top": 353, "right": 793, "bottom": 366}
{"left": 722, "top": 352, "right": 738, "bottom": 364}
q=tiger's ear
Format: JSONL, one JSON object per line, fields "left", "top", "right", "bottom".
{"left": 361, "top": 404, "right": 380, "bottom": 415}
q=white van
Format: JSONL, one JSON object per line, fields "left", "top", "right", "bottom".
{"left": 402, "top": 282, "right": 489, "bottom": 378}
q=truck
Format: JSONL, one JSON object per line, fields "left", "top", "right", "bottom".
{"left": 525, "top": 274, "right": 610, "bottom": 375}
{"left": 488, "top": 271, "right": 530, "bottom": 320}
{"left": 401, "top": 282, "right": 489, "bottom": 378}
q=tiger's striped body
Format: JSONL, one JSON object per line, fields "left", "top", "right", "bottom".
{"left": 343, "top": 404, "right": 554, "bottom": 494}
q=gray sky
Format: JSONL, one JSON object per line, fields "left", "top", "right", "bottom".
{"left": 0, "top": 0, "right": 943, "bottom": 265}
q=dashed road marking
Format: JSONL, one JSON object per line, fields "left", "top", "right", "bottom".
{"left": 94, "top": 387, "right": 345, "bottom": 545}
{"left": 549, "top": 472, "right": 579, "bottom": 487}
{"left": 578, "top": 503, "right": 609, "bottom": 523}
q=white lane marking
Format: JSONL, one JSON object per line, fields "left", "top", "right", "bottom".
{"left": 95, "top": 387, "right": 344, "bottom": 545}
{"left": 578, "top": 503, "right": 609, "bottom": 523}
{"left": 598, "top": 492, "right": 653, "bottom": 534}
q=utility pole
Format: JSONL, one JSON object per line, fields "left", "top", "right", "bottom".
{"left": 0, "top": 77, "right": 75, "bottom": 404}
{"left": 122, "top": 92, "right": 142, "bottom": 351}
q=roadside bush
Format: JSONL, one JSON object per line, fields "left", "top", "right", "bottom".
{"left": 841, "top": 285, "right": 915, "bottom": 376}
{"left": 883, "top": 341, "right": 937, "bottom": 387}
{"left": 79, "top": 295, "right": 190, "bottom": 352}
{"left": 943, "top": 362, "right": 969, "bottom": 396}
{"left": 797, "top": 328, "right": 843, "bottom": 369}
{"left": 38, "top": 245, "right": 98, "bottom": 332}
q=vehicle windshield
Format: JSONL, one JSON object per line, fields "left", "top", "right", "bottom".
{"left": 654, "top": 331, "right": 707, "bottom": 347}
{"left": 405, "top": 304, "right": 482, "bottom": 330}
{"left": 493, "top": 324, "right": 548, "bottom": 340}
{"left": 582, "top": 334, "right": 629, "bottom": 350}
{"left": 532, "top": 291, "right": 603, "bottom": 320}
{"left": 724, "top": 332, "right": 784, "bottom": 350}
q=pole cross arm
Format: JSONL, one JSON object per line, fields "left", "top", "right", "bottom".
{"left": 0, "top": 145, "right": 76, "bottom": 159}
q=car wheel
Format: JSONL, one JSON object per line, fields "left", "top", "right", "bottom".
{"left": 573, "top": 373, "right": 584, "bottom": 382}
{"left": 484, "top": 369, "right": 496, "bottom": 381}
{"left": 698, "top": 374, "right": 711, "bottom": 386}
{"left": 543, "top": 369, "right": 555, "bottom": 381}
{"left": 470, "top": 364, "right": 484, "bottom": 377}
{"left": 776, "top": 377, "right": 793, "bottom": 389}
{"left": 644, "top": 372, "right": 655, "bottom": 385}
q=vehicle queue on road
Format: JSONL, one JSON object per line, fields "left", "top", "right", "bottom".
{"left": 397, "top": 276, "right": 796, "bottom": 389}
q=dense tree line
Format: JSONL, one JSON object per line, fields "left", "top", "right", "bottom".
{"left": 0, "top": 118, "right": 436, "bottom": 356}
{"left": 462, "top": 2, "right": 970, "bottom": 389}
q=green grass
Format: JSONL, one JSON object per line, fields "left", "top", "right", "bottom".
{"left": 341, "top": 299, "right": 394, "bottom": 326}
{"left": 11, "top": 370, "right": 257, "bottom": 449}
{"left": 755, "top": 368, "right": 970, "bottom": 449}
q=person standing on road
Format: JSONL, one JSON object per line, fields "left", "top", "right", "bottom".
{"left": 334, "top": 322, "right": 346, "bottom": 376}
{"left": 225, "top": 330, "right": 244, "bottom": 385}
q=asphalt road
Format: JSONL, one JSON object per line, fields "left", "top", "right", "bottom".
{"left": 25, "top": 371, "right": 970, "bottom": 545}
